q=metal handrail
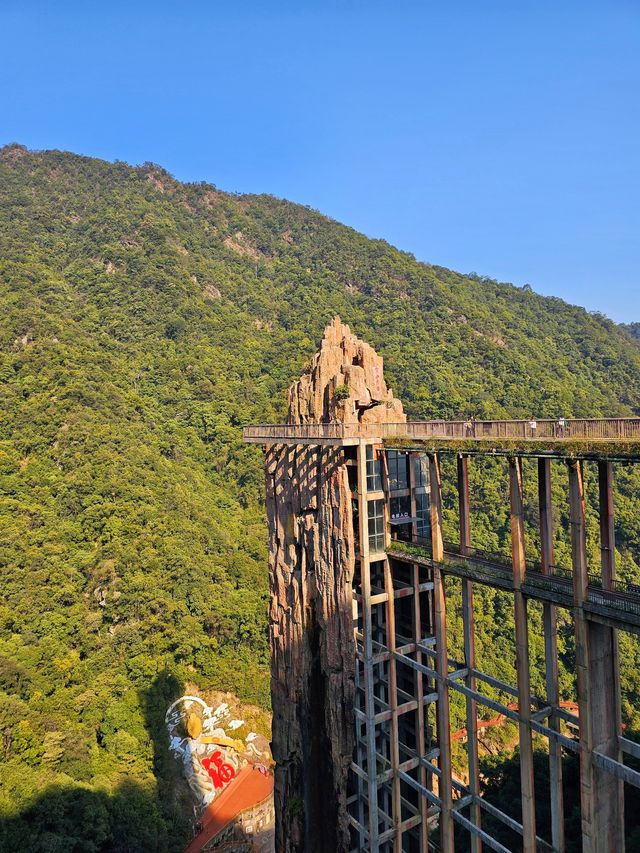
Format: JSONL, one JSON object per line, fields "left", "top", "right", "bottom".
{"left": 244, "top": 418, "right": 640, "bottom": 443}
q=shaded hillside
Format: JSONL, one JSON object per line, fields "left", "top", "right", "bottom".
{"left": 622, "top": 322, "right": 640, "bottom": 340}
{"left": 1, "top": 143, "right": 640, "bottom": 849}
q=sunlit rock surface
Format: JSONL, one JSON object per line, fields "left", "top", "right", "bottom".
{"left": 287, "top": 315, "right": 405, "bottom": 426}
{"left": 266, "top": 317, "right": 403, "bottom": 852}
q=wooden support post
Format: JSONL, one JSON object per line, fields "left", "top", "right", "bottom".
{"left": 508, "top": 457, "right": 536, "bottom": 853}
{"left": 429, "top": 454, "right": 444, "bottom": 564}
{"left": 357, "top": 439, "right": 379, "bottom": 853}
{"left": 354, "top": 664, "right": 366, "bottom": 840}
{"left": 458, "top": 454, "right": 472, "bottom": 557}
{"left": 569, "top": 460, "right": 624, "bottom": 852}
{"left": 428, "top": 453, "right": 454, "bottom": 853}
{"left": 510, "top": 457, "right": 528, "bottom": 586}
{"left": 594, "top": 461, "right": 625, "bottom": 851}
{"left": 410, "top": 454, "right": 430, "bottom": 853}
{"left": 538, "top": 458, "right": 554, "bottom": 574}
{"left": 569, "top": 461, "right": 589, "bottom": 606}
{"left": 537, "top": 458, "right": 565, "bottom": 853}
{"left": 384, "top": 558, "right": 401, "bottom": 853}
{"left": 598, "top": 461, "right": 616, "bottom": 591}
{"left": 458, "top": 455, "right": 482, "bottom": 852}
{"left": 597, "top": 461, "right": 622, "bottom": 743}
{"left": 413, "top": 562, "right": 430, "bottom": 853}
{"left": 569, "top": 459, "right": 595, "bottom": 852}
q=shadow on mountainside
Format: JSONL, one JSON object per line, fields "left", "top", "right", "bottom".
{"left": 138, "top": 670, "right": 192, "bottom": 844}
{"left": 0, "top": 778, "right": 171, "bottom": 853}
{"left": 0, "top": 672, "right": 192, "bottom": 853}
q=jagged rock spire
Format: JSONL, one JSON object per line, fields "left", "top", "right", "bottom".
{"left": 266, "top": 319, "right": 407, "bottom": 852}
{"left": 287, "top": 316, "right": 405, "bottom": 425}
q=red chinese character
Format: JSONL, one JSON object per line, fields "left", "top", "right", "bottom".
{"left": 202, "top": 751, "right": 236, "bottom": 789}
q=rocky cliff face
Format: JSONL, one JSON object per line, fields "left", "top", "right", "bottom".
{"left": 265, "top": 318, "right": 404, "bottom": 852}
{"left": 288, "top": 316, "right": 405, "bottom": 426}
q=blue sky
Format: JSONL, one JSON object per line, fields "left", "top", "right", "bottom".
{"left": 1, "top": 1, "right": 638, "bottom": 322}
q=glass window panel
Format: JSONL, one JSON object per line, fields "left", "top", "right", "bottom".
{"left": 387, "top": 451, "right": 408, "bottom": 490}
{"left": 367, "top": 498, "right": 385, "bottom": 553}
{"left": 390, "top": 495, "right": 411, "bottom": 520}
{"left": 415, "top": 454, "right": 429, "bottom": 488}
{"left": 416, "top": 493, "right": 430, "bottom": 538}
{"left": 366, "top": 444, "right": 382, "bottom": 492}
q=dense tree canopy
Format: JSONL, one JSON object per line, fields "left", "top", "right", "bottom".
{"left": 0, "top": 144, "right": 639, "bottom": 849}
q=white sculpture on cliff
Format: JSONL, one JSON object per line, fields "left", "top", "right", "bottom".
{"left": 165, "top": 695, "right": 270, "bottom": 808}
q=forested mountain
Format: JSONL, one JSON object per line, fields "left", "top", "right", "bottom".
{"left": 1, "top": 143, "right": 640, "bottom": 851}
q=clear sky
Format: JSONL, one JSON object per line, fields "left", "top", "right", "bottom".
{"left": 1, "top": 1, "right": 638, "bottom": 322}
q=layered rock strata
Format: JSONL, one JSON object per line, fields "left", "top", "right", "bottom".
{"left": 265, "top": 317, "right": 404, "bottom": 852}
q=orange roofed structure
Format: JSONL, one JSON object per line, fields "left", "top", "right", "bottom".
{"left": 183, "top": 766, "right": 274, "bottom": 853}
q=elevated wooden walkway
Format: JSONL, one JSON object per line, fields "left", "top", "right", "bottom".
{"left": 243, "top": 418, "right": 640, "bottom": 459}
{"left": 246, "top": 414, "right": 640, "bottom": 851}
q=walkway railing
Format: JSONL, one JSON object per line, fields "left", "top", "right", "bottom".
{"left": 243, "top": 418, "right": 640, "bottom": 444}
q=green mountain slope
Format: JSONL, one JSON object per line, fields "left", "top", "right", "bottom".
{"left": 1, "top": 143, "right": 639, "bottom": 850}
{"left": 622, "top": 322, "right": 640, "bottom": 340}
